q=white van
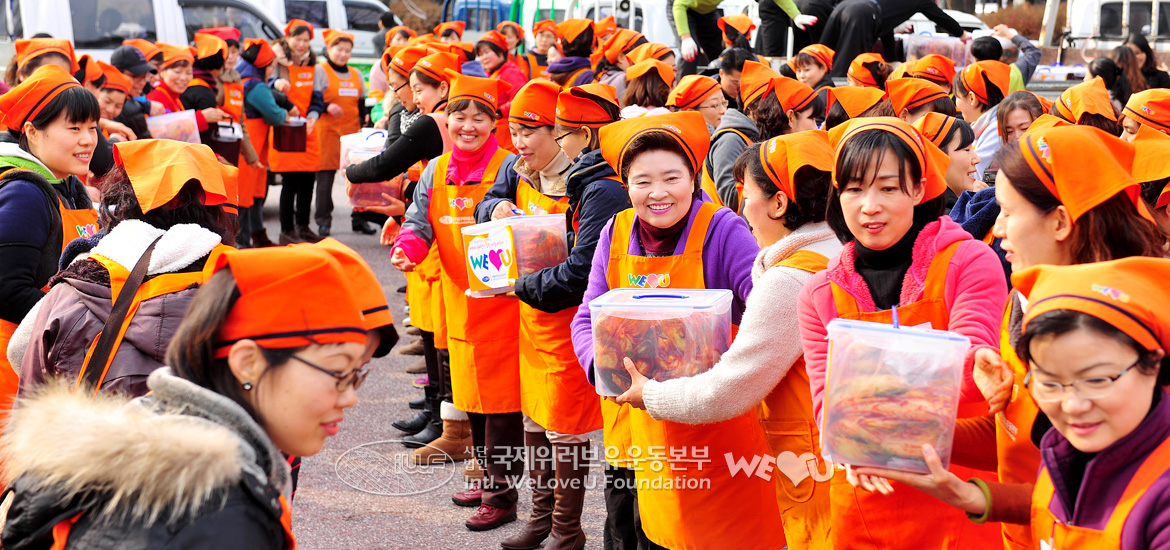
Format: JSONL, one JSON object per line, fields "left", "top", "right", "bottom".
{"left": 6, "top": 0, "right": 283, "bottom": 61}
{"left": 511, "top": 0, "right": 751, "bottom": 50}
{"left": 249, "top": 0, "right": 400, "bottom": 59}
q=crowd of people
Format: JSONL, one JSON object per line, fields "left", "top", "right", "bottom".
{"left": 0, "top": 6, "right": 1169, "bottom": 550}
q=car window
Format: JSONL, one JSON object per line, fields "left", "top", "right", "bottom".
{"left": 181, "top": 3, "right": 281, "bottom": 42}
{"left": 70, "top": 0, "right": 156, "bottom": 49}
{"left": 344, "top": 2, "right": 382, "bottom": 32}
{"left": 286, "top": 0, "right": 329, "bottom": 29}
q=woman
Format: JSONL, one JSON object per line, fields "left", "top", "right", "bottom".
{"left": 912, "top": 54, "right": 956, "bottom": 93}
{"left": 823, "top": 86, "right": 893, "bottom": 131}
{"left": 797, "top": 117, "right": 1008, "bottom": 549}
{"left": 16, "top": 140, "right": 234, "bottom": 396}
{"left": 997, "top": 91, "right": 1048, "bottom": 144}
{"left": 236, "top": 38, "right": 294, "bottom": 249}
{"left": 0, "top": 65, "right": 100, "bottom": 392}
{"left": 548, "top": 19, "right": 595, "bottom": 89}
{"left": 621, "top": 59, "right": 673, "bottom": 118}
{"left": 698, "top": 59, "right": 771, "bottom": 211}
{"left": 625, "top": 43, "right": 675, "bottom": 67}
{"left": 145, "top": 44, "right": 229, "bottom": 138}
{"left": 474, "top": 30, "right": 528, "bottom": 112}
{"left": 616, "top": 131, "right": 842, "bottom": 550}
{"left": 717, "top": 14, "right": 755, "bottom": 52}
{"left": 519, "top": 19, "right": 558, "bottom": 81}
{"left": 1088, "top": 56, "right": 1132, "bottom": 114}
{"left": 570, "top": 111, "right": 781, "bottom": 549}
{"left": 1124, "top": 32, "right": 1170, "bottom": 89}
{"left": 388, "top": 25, "right": 416, "bottom": 47}
{"left": 793, "top": 44, "right": 834, "bottom": 91}
{"left": 472, "top": 80, "right": 603, "bottom": 550}
{"left": 313, "top": 30, "right": 371, "bottom": 237}
{"left": 912, "top": 112, "right": 983, "bottom": 210}
{"left": 269, "top": 19, "right": 327, "bottom": 245}
{"left": 847, "top": 52, "right": 890, "bottom": 90}
{"left": 595, "top": 29, "right": 645, "bottom": 100}
{"left": 1112, "top": 44, "right": 1149, "bottom": 97}
{"left": 435, "top": 21, "right": 466, "bottom": 43}
{"left": 888, "top": 77, "right": 957, "bottom": 124}
{"left": 954, "top": 60, "right": 1012, "bottom": 182}
{"left": 1121, "top": 88, "right": 1170, "bottom": 142}
{"left": 846, "top": 124, "right": 1163, "bottom": 550}
{"left": 1, "top": 242, "right": 371, "bottom": 550}
{"left": 742, "top": 66, "right": 821, "bottom": 141}
{"left": 667, "top": 74, "right": 726, "bottom": 130}
{"left": 388, "top": 71, "right": 522, "bottom": 532}
{"left": 181, "top": 33, "right": 231, "bottom": 148}
{"left": 1052, "top": 77, "right": 1123, "bottom": 136}
{"left": 5, "top": 38, "right": 78, "bottom": 88}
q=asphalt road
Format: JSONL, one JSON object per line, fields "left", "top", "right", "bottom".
{"left": 280, "top": 183, "right": 609, "bottom": 550}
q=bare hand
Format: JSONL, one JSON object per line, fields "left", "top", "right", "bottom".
{"left": 381, "top": 219, "right": 402, "bottom": 246}
{"left": 100, "top": 119, "right": 137, "bottom": 141}
{"left": 274, "top": 79, "right": 291, "bottom": 93}
{"left": 356, "top": 194, "right": 406, "bottom": 217}
{"left": 327, "top": 103, "right": 344, "bottom": 117}
{"left": 306, "top": 117, "right": 316, "bottom": 135}
{"left": 250, "top": 159, "right": 265, "bottom": 170}
{"left": 150, "top": 101, "right": 166, "bottom": 116}
{"left": 491, "top": 201, "right": 521, "bottom": 220}
{"left": 969, "top": 179, "right": 989, "bottom": 193}
{"left": 374, "top": 117, "right": 388, "bottom": 130}
{"left": 973, "top": 347, "right": 1014, "bottom": 414}
{"left": 852, "top": 445, "right": 989, "bottom": 515}
{"left": 287, "top": 105, "right": 301, "bottom": 118}
{"left": 390, "top": 247, "right": 416, "bottom": 272}
{"left": 992, "top": 24, "right": 1016, "bottom": 40}
{"left": 614, "top": 357, "right": 650, "bottom": 410}
{"left": 960, "top": 31, "right": 973, "bottom": 43}
{"left": 202, "top": 107, "right": 229, "bottom": 123}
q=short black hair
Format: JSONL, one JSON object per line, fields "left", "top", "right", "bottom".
{"left": 559, "top": 28, "right": 594, "bottom": 58}
{"left": 970, "top": 36, "right": 1003, "bottom": 62}
{"left": 380, "top": 13, "right": 397, "bottom": 28}
{"left": 9, "top": 86, "right": 100, "bottom": 139}
{"left": 720, "top": 48, "right": 755, "bottom": 73}
{"left": 953, "top": 70, "right": 1005, "bottom": 110}
{"left": 194, "top": 52, "right": 226, "bottom": 72}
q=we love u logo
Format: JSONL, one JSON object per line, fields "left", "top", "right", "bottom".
{"left": 76, "top": 223, "right": 98, "bottom": 239}
{"left": 465, "top": 227, "right": 516, "bottom": 290}
{"left": 449, "top": 197, "right": 474, "bottom": 210}
{"left": 626, "top": 273, "right": 670, "bottom": 288}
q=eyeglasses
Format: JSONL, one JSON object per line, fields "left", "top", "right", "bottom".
{"left": 554, "top": 131, "right": 574, "bottom": 144}
{"left": 1025, "top": 358, "right": 1142, "bottom": 403}
{"left": 292, "top": 354, "right": 369, "bottom": 392}
{"left": 697, "top": 99, "right": 729, "bottom": 111}
{"left": 392, "top": 81, "right": 409, "bottom": 93}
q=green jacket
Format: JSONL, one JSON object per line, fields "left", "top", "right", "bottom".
{"left": 673, "top": 0, "right": 800, "bottom": 36}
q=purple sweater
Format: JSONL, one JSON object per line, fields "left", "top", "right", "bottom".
{"left": 570, "top": 199, "right": 759, "bottom": 380}
{"left": 1039, "top": 389, "right": 1170, "bottom": 549}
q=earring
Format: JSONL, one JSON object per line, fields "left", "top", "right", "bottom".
{"left": 242, "top": 382, "right": 253, "bottom": 391}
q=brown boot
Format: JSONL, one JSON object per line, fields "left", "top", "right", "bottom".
{"left": 251, "top": 229, "right": 277, "bottom": 248}
{"left": 544, "top": 442, "right": 591, "bottom": 550}
{"left": 411, "top": 418, "right": 473, "bottom": 464}
{"left": 404, "top": 358, "right": 427, "bottom": 374}
{"left": 296, "top": 224, "right": 324, "bottom": 243}
{"left": 500, "top": 431, "right": 555, "bottom": 550}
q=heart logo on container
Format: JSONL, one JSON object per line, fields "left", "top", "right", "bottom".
{"left": 466, "top": 230, "right": 514, "bottom": 288}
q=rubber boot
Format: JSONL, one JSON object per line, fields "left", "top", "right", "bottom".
{"left": 500, "top": 431, "right": 555, "bottom": 549}
{"left": 544, "top": 442, "right": 591, "bottom": 550}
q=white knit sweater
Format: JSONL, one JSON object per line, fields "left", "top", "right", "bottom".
{"left": 641, "top": 222, "right": 843, "bottom": 424}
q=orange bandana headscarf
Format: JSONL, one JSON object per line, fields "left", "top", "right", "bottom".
{"left": 758, "top": 131, "right": 834, "bottom": 202}
{"left": 828, "top": 117, "right": 951, "bottom": 202}
{"left": 0, "top": 65, "right": 82, "bottom": 131}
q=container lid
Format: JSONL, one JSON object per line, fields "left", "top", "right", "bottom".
{"left": 284, "top": 116, "right": 306, "bottom": 127}
{"left": 590, "top": 288, "right": 733, "bottom": 312}
{"left": 460, "top": 213, "right": 565, "bottom": 236}
{"left": 341, "top": 129, "right": 387, "bottom": 152}
{"left": 826, "top": 318, "right": 971, "bottom": 345}
{"left": 214, "top": 122, "right": 242, "bottom": 141}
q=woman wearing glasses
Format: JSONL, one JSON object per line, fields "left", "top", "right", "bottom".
{"left": 845, "top": 125, "right": 1164, "bottom": 550}
{"left": 668, "top": 75, "right": 728, "bottom": 131}
{"left": 0, "top": 243, "right": 377, "bottom": 549}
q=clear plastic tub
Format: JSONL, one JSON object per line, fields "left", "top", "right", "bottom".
{"left": 820, "top": 319, "right": 970, "bottom": 474}
{"left": 146, "top": 110, "right": 201, "bottom": 144}
{"left": 339, "top": 130, "right": 403, "bottom": 207}
{"left": 461, "top": 213, "right": 568, "bottom": 297}
{"left": 590, "top": 289, "right": 733, "bottom": 396}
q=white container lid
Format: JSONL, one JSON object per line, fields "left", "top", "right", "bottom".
{"left": 826, "top": 318, "right": 971, "bottom": 345}
{"left": 340, "top": 129, "right": 387, "bottom": 152}
{"left": 460, "top": 213, "right": 565, "bottom": 236}
{"left": 284, "top": 117, "right": 307, "bottom": 127}
{"left": 590, "top": 288, "right": 733, "bottom": 315}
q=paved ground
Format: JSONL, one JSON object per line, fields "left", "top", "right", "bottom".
{"left": 274, "top": 183, "right": 609, "bottom": 549}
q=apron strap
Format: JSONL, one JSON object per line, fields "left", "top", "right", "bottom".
{"left": 922, "top": 240, "right": 963, "bottom": 302}
{"left": 681, "top": 202, "right": 718, "bottom": 256}
{"left": 1103, "top": 435, "right": 1170, "bottom": 536}
{"left": 774, "top": 250, "right": 829, "bottom": 273}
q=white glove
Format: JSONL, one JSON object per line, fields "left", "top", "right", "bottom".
{"left": 793, "top": 14, "right": 818, "bottom": 30}
{"left": 681, "top": 36, "right": 698, "bottom": 62}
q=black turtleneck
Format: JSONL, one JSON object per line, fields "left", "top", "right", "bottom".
{"left": 326, "top": 57, "right": 348, "bottom": 73}
{"left": 854, "top": 220, "right": 925, "bottom": 310}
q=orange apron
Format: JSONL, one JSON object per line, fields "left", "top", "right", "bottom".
{"left": 1031, "top": 435, "right": 1170, "bottom": 549}
{"left": 698, "top": 128, "right": 750, "bottom": 211}
{"left": 431, "top": 149, "right": 521, "bottom": 413}
{"left": 608, "top": 203, "right": 784, "bottom": 550}
{"left": 267, "top": 65, "right": 321, "bottom": 173}
{"left": 518, "top": 53, "right": 548, "bottom": 80}
{"left": 995, "top": 292, "right": 1042, "bottom": 550}
{"left": 317, "top": 64, "right": 363, "bottom": 171}
{"left": 0, "top": 192, "right": 98, "bottom": 395}
{"left": 515, "top": 178, "right": 602, "bottom": 435}
{"left": 760, "top": 250, "right": 832, "bottom": 550}
{"left": 418, "top": 122, "right": 452, "bottom": 349}
{"left": 222, "top": 81, "right": 245, "bottom": 121}
{"left": 75, "top": 245, "right": 231, "bottom": 395}
{"left": 827, "top": 241, "right": 1002, "bottom": 549}
{"left": 237, "top": 78, "right": 270, "bottom": 206}
{"left": 560, "top": 68, "right": 590, "bottom": 90}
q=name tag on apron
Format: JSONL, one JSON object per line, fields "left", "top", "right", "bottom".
{"left": 339, "top": 88, "right": 359, "bottom": 97}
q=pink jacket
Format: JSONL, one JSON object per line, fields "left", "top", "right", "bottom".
{"left": 797, "top": 217, "right": 1008, "bottom": 424}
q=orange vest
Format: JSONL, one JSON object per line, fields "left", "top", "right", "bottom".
{"left": 760, "top": 249, "right": 832, "bottom": 550}
{"left": 698, "top": 128, "right": 750, "bottom": 211}
{"left": 1031, "top": 435, "right": 1170, "bottom": 549}
{"left": 515, "top": 178, "right": 602, "bottom": 435}
{"left": 827, "top": 241, "right": 1003, "bottom": 549}
{"left": 268, "top": 65, "right": 321, "bottom": 173}
{"left": 317, "top": 64, "right": 363, "bottom": 171}
{"left": 996, "top": 292, "right": 1043, "bottom": 550}
{"left": 517, "top": 52, "right": 549, "bottom": 80}
{"left": 222, "top": 81, "right": 245, "bottom": 122}
{"left": 606, "top": 203, "right": 785, "bottom": 549}
{"left": 0, "top": 184, "right": 99, "bottom": 393}
{"left": 431, "top": 149, "right": 521, "bottom": 413}
{"left": 75, "top": 245, "right": 232, "bottom": 395}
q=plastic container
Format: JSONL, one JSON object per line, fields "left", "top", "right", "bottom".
{"left": 209, "top": 120, "right": 242, "bottom": 165}
{"left": 590, "top": 289, "right": 733, "bottom": 396}
{"left": 146, "top": 110, "right": 201, "bottom": 144}
{"left": 460, "top": 213, "right": 568, "bottom": 297}
{"left": 272, "top": 117, "right": 307, "bottom": 152}
{"left": 902, "top": 33, "right": 972, "bottom": 67}
{"left": 820, "top": 318, "right": 970, "bottom": 474}
{"left": 339, "top": 129, "right": 403, "bottom": 207}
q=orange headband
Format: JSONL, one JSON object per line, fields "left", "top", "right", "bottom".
{"left": 912, "top": 112, "right": 962, "bottom": 149}
{"left": 0, "top": 65, "right": 82, "bottom": 131}
{"left": 599, "top": 111, "right": 711, "bottom": 179}
{"left": 848, "top": 53, "right": 885, "bottom": 88}
{"left": 828, "top": 117, "right": 950, "bottom": 202}
{"left": 911, "top": 54, "right": 956, "bottom": 86}
{"left": 959, "top": 60, "right": 1011, "bottom": 105}
{"left": 284, "top": 19, "right": 314, "bottom": 38}
{"left": 625, "top": 59, "right": 675, "bottom": 87}
{"left": 758, "top": 130, "right": 833, "bottom": 202}
{"left": 509, "top": 79, "right": 560, "bottom": 126}
{"left": 413, "top": 52, "right": 461, "bottom": 83}
{"left": 98, "top": 60, "right": 132, "bottom": 94}
{"left": 15, "top": 38, "right": 80, "bottom": 73}
{"left": 887, "top": 77, "right": 950, "bottom": 114}
{"left": 798, "top": 44, "right": 834, "bottom": 70}
{"left": 445, "top": 69, "right": 512, "bottom": 113}
{"left": 740, "top": 59, "right": 781, "bottom": 108}
{"left": 826, "top": 86, "right": 886, "bottom": 118}
{"left": 1056, "top": 77, "right": 1118, "bottom": 123}
{"left": 113, "top": 140, "right": 231, "bottom": 213}
{"left": 1125, "top": 88, "right": 1170, "bottom": 132}
{"left": 556, "top": 83, "right": 619, "bottom": 128}
{"left": 773, "top": 76, "right": 817, "bottom": 113}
